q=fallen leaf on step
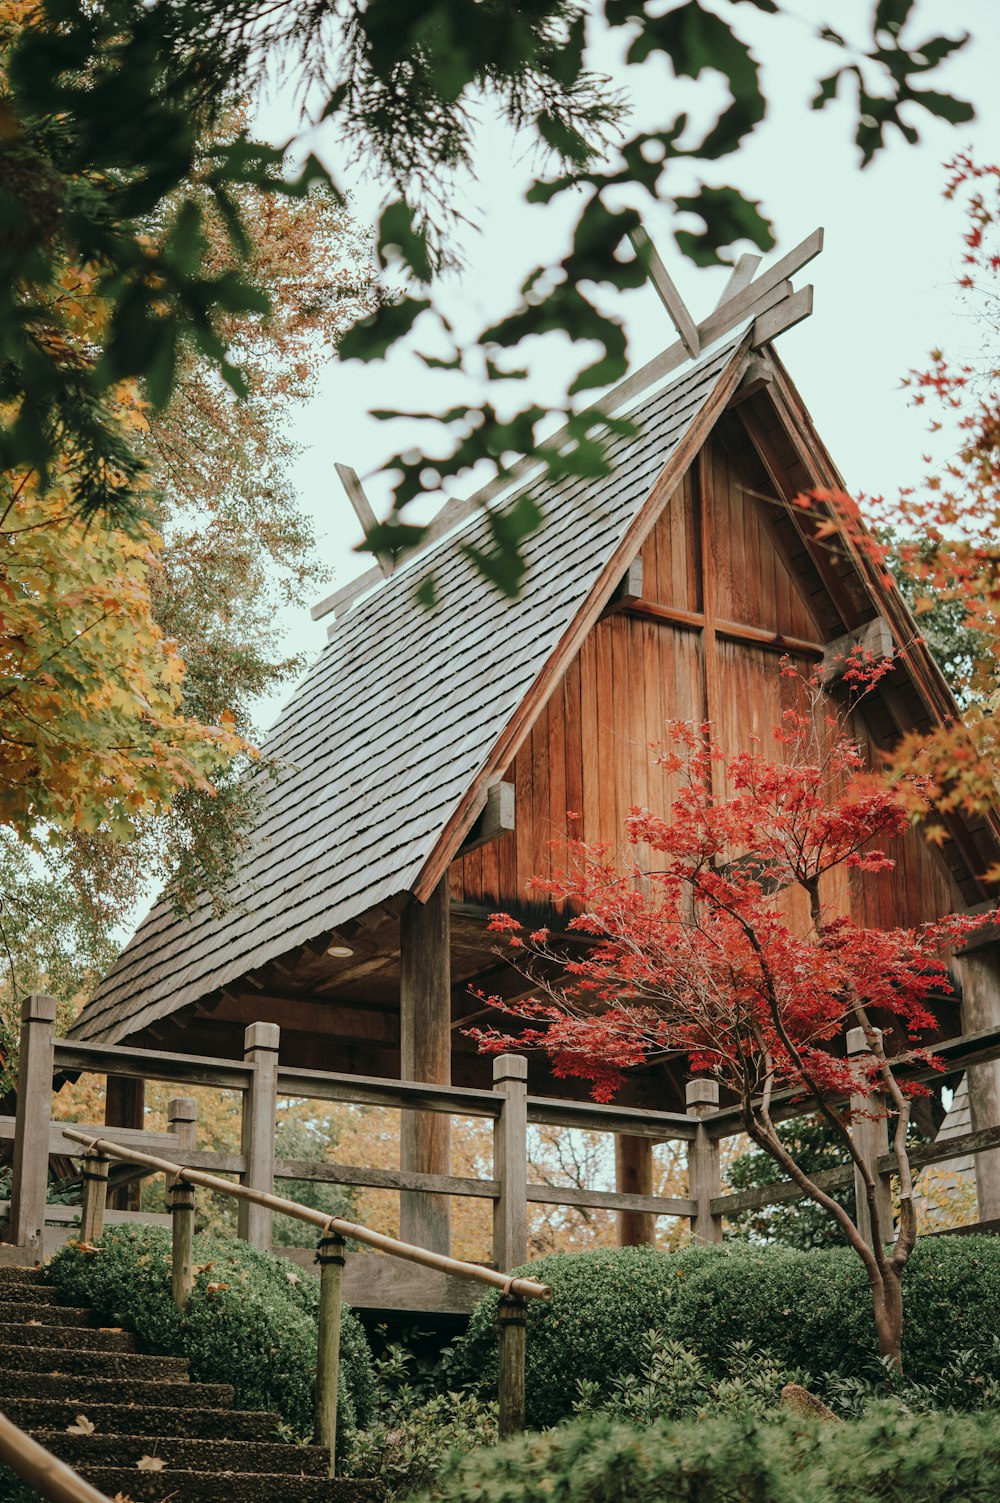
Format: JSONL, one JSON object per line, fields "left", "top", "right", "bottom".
{"left": 99, "top": 1327, "right": 123, "bottom": 1334}
{"left": 66, "top": 1416, "right": 95, "bottom": 1436}
{"left": 136, "top": 1456, "right": 165, "bottom": 1472}
{"left": 25, "top": 1320, "right": 42, "bottom": 1326}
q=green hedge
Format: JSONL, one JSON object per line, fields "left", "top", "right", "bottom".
{"left": 452, "top": 1238, "right": 1000, "bottom": 1427}
{"left": 48, "top": 1227, "right": 376, "bottom": 1441}
{"left": 415, "top": 1407, "right": 1000, "bottom": 1503}
{"left": 451, "top": 1244, "right": 719, "bottom": 1427}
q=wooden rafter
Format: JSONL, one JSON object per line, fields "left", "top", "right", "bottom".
{"left": 715, "top": 253, "right": 763, "bottom": 308}
{"left": 335, "top": 463, "right": 393, "bottom": 579}
{"left": 629, "top": 226, "right": 700, "bottom": 359}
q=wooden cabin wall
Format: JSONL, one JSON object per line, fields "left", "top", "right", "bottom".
{"left": 450, "top": 430, "right": 960, "bottom": 931}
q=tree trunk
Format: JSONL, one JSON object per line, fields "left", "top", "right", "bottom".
{"left": 872, "top": 1268, "right": 903, "bottom": 1369}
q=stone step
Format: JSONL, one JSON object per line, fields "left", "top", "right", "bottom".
{"left": 0, "top": 1298, "right": 96, "bottom": 1326}
{"left": 0, "top": 1281, "right": 64, "bottom": 1304}
{"left": 0, "top": 1345, "right": 189, "bottom": 1381}
{"left": 38, "top": 1432, "right": 332, "bottom": 1477}
{"left": 1, "top": 1399, "right": 281, "bottom": 1442}
{"left": 1, "top": 1323, "right": 136, "bottom": 1353}
{"left": 77, "top": 1468, "right": 383, "bottom": 1502}
{"left": 0, "top": 1372, "right": 233, "bottom": 1409}
{"left": 0, "top": 1265, "right": 46, "bottom": 1285}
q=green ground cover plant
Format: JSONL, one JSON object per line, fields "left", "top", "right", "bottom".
{"left": 47, "top": 1226, "right": 376, "bottom": 1441}
{"left": 411, "top": 1407, "right": 1000, "bottom": 1503}
{"left": 345, "top": 1341, "right": 497, "bottom": 1499}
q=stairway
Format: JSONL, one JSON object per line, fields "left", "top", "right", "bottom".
{"left": 0, "top": 1265, "right": 382, "bottom": 1501}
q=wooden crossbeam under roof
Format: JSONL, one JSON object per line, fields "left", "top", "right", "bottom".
{"left": 315, "top": 226, "right": 823, "bottom": 623}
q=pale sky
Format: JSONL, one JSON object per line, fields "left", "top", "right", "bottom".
{"left": 251, "top": 0, "right": 1000, "bottom": 729}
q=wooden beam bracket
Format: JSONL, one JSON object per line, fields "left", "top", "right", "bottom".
{"left": 611, "top": 555, "right": 643, "bottom": 606}
{"left": 335, "top": 464, "right": 394, "bottom": 581}
{"left": 820, "top": 616, "right": 893, "bottom": 685}
{"left": 459, "top": 780, "right": 516, "bottom": 855}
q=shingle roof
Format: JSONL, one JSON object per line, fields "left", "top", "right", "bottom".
{"left": 70, "top": 331, "right": 750, "bottom": 1044}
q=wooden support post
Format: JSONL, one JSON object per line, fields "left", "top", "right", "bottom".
{"left": 497, "top": 1293, "right": 528, "bottom": 1438}
{"left": 314, "top": 1231, "right": 347, "bottom": 1475}
{"left": 238, "top": 1022, "right": 280, "bottom": 1248}
{"left": 493, "top": 1054, "right": 528, "bottom": 1272}
{"left": 847, "top": 1027, "right": 893, "bottom": 1249}
{"left": 170, "top": 1179, "right": 195, "bottom": 1309}
{"left": 104, "top": 1077, "right": 145, "bottom": 1210}
{"left": 400, "top": 877, "right": 452, "bottom": 1254}
{"left": 686, "top": 1079, "right": 723, "bottom": 1244}
{"left": 80, "top": 1153, "right": 109, "bottom": 1244}
{"left": 615, "top": 1136, "right": 655, "bottom": 1246}
{"left": 167, "top": 1097, "right": 198, "bottom": 1183}
{"left": 955, "top": 945, "right": 1000, "bottom": 1220}
{"left": 8, "top": 994, "right": 57, "bottom": 1256}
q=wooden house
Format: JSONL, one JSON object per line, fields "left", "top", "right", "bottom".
{"left": 70, "top": 237, "right": 1000, "bottom": 1251}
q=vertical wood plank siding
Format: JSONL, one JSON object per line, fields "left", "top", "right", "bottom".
{"left": 450, "top": 433, "right": 959, "bottom": 932}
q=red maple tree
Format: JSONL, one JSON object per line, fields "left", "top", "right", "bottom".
{"left": 473, "top": 655, "right": 987, "bottom": 1365}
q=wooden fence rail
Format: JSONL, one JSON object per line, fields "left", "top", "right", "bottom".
{"left": 7, "top": 995, "right": 1000, "bottom": 1304}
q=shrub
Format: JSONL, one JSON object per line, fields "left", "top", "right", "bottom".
{"left": 573, "top": 1333, "right": 809, "bottom": 1424}
{"left": 47, "top": 1227, "right": 375, "bottom": 1442}
{"left": 413, "top": 1407, "right": 1000, "bottom": 1503}
{"left": 452, "top": 1237, "right": 1000, "bottom": 1426}
{"left": 451, "top": 1244, "right": 720, "bottom": 1427}
{"left": 345, "top": 1343, "right": 496, "bottom": 1499}
{"left": 664, "top": 1236, "right": 1000, "bottom": 1386}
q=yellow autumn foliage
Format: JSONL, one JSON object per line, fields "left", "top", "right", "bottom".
{"left": 0, "top": 234, "right": 246, "bottom": 841}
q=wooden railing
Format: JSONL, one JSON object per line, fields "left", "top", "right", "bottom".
{"left": 0, "top": 1412, "right": 112, "bottom": 1503}
{"left": 5, "top": 998, "right": 1000, "bottom": 1253}
{"left": 58, "top": 1127, "right": 549, "bottom": 1471}
{"left": 3, "top": 992, "right": 1000, "bottom": 1447}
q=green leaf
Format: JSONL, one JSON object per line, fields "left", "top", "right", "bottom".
{"left": 874, "top": 0, "right": 915, "bottom": 37}
{"left": 414, "top": 575, "right": 439, "bottom": 610}
{"left": 338, "top": 298, "right": 432, "bottom": 361}
{"left": 378, "top": 200, "right": 433, "bottom": 284}
{"left": 673, "top": 186, "right": 774, "bottom": 268}
{"left": 906, "top": 88, "right": 974, "bottom": 126}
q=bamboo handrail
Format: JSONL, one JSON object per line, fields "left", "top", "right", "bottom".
{"left": 0, "top": 1411, "right": 111, "bottom": 1503}
{"left": 60, "top": 1129, "right": 551, "bottom": 1302}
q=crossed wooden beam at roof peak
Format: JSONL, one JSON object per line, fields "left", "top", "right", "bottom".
{"left": 320, "top": 224, "right": 823, "bottom": 621}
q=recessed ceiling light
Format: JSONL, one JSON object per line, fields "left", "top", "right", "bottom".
{"left": 326, "top": 943, "right": 355, "bottom": 958}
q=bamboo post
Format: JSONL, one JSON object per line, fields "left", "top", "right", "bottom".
{"left": 8, "top": 994, "right": 58, "bottom": 1256}
{"left": 238, "top": 1022, "right": 279, "bottom": 1248}
{"left": 686, "top": 1079, "right": 723, "bottom": 1244}
{"left": 492, "top": 1054, "right": 528, "bottom": 1272}
{"left": 847, "top": 1026, "right": 893, "bottom": 1249}
{"left": 79, "top": 1152, "right": 109, "bottom": 1244}
{"left": 169, "top": 1178, "right": 196, "bottom": 1309}
{"left": 314, "top": 1230, "right": 346, "bottom": 1475}
{"left": 497, "top": 1293, "right": 528, "bottom": 1436}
